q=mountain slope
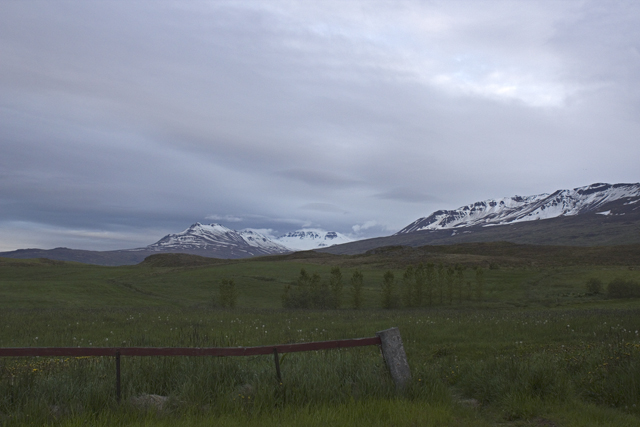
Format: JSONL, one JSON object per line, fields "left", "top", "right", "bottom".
{"left": 397, "top": 183, "right": 640, "bottom": 233}
{"left": 321, "top": 183, "right": 640, "bottom": 255}
{"left": 144, "top": 223, "right": 290, "bottom": 258}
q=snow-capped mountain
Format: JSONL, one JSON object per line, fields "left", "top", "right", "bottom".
{"left": 146, "top": 223, "right": 290, "bottom": 257}
{"left": 275, "top": 229, "right": 352, "bottom": 251}
{"left": 397, "top": 183, "right": 640, "bottom": 234}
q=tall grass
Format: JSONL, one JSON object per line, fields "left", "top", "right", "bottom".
{"left": 1, "top": 307, "right": 640, "bottom": 425}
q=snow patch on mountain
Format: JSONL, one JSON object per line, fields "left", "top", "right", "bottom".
{"left": 397, "top": 183, "right": 640, "bottom": 234}
{"left": 275, "top": 229, "right": 353, "bottom": 251}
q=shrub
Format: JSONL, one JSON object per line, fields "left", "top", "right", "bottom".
{"left": 585, "top": 277, "right": 603, "bottom": 295}
{"left": 607, "top": 278, "right": 640, "bottom": 298}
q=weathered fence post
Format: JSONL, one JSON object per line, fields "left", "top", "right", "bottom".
{"left": 273, "top": 348, "right": 282, "bottom": 381}
{"left": 376, "top": 327, "right": 411, "bottom": 389}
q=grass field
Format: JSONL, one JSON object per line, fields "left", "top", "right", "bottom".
{"left": 1, "top": 245, "right": 640, "bottom": 426}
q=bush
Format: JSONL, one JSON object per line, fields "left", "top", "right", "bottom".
{"left": 607, "top": 278, "right": 640, "bottom": 298}
{"left": 282, "top": 269, "right": 331, "bottom": 309}
{"left": 585, "top": 278, "right": 603, "bottom": 295}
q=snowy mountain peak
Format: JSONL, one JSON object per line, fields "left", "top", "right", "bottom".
{"left": 275, "top": 229, "right": 353, "bottom": 251}
{"left": 396, "top": 183, "right": 640, "bottom": 234}
{"left": 146, "top": 223, "right": 289, "bottom": 256}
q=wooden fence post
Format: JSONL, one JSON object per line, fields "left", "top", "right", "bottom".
{"left": 273, "top": 348, "right": 282, "bottom": 381}
{"left": 376, "top": 327, "right": 411, "bottom": 389}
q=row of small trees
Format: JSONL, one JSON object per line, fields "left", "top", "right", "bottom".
{"left": 380, "top": 264, "right": 485, "bottom": 309}
{"left": 281, "top": 267, "right": 365, "bottom": 309}
{"left": 281, "top": 264, "right": 487, "bottom": 309}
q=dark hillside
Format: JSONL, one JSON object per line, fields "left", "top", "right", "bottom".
{"left": 321, "top": 208, "right": 640, "bottom": 255}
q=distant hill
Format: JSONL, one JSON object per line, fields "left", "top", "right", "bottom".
{"left": 0, "top": 247, "right": 152, "bottom": 266}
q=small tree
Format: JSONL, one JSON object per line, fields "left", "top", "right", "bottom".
{"left": 446, "top": 266, "right": 454, "bottom": 305}
{"left": 401, "top": 266, "right": 415, "bottom": 308}
{"left": 309, "top": 272, "right": 330, "bottom": 308}
{"left": 329, "top": 266, "right": 343, "bottom": 309}
{"left": 425, "top": 263, "right": 435, "bottom": 306}
{"left": 282, "top": 268, "right": 312, "bottom": 308}
{"left": 219, "top": 279, "right": 238, "bottom": 308}
{"left": 455, "top": 265, "right": 465, "bottom": 303}
{"left": 309, "top": 272, "right": 320, "bottom": 308}
{"left": 414, "top": 263, "right": 425, "bottom": 307}
{"left": 350, "top": 269, "right": 364, "bottom": 309}
{"left": 281, "top": 283, "right": 292, "bottom": 308}
{"left": 437, "top": 263, "right": 445, "bottom": 305}
{"left": 381, "top": 270, "right": 396, "bottom": 309}
{"left": 475, "top": 267, "right": 485, "bottom": 301}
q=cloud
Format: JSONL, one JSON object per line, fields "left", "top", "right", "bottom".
{"left": 0, "top": 1, "right": 639, "bottom": 250}
{"left": 299, "top": 203, "right": 348, "bottom": 213}
{"left": 374, "top": 188, "right": 441, "bottom": 204}
{"left": 205, "top": 214, "right": 243, "bottom": 223}
{"left": 277, "top": 169, "right": 361, "bottom": 188}
{"left": 352, "top": 220, "right": 377, "bottom": 234}
{"left": 241, "top": 228, "right": 277, "bottom": 239}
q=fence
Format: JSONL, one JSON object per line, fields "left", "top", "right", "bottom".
{"left": 0, "top": 327, "right": 411, "bottom": 401}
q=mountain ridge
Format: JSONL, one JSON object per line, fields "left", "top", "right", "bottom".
{"left": 2, "top": 182, "right": 639, "bottom": 264}
{"left": 321, "top": 182, "right": 640, "bottom": 255}
{"left": 396, "top": 183, "right": 640, "bottom": 234}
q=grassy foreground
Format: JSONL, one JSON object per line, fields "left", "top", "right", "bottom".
{"left": 1, "top": 307, "right": 640, "bottom": 426}
{"left": 1, "top": 247, "right": 640, "bottom": 426}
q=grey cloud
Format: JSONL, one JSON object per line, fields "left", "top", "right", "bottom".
{"left": 374, "top": 188, "right": 441, "bottom": 204}
{"left": 299, "top": 203, "right": 348, "bottom": 214}
{"left": 205, "top": 215, "right": 243, "bottom": 223}
{"left": 277, "top": 169, "right": 361, "bottom": 188}
{"left": 0, "top": 1, "right": 639, "bottom": 250}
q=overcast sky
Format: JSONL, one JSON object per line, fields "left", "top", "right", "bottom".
{"left": 1, "top": 0, "right": 639, "bottom": 251}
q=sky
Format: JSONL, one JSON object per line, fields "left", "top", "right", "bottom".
{"left": 1, "top": 0, "right": 639, "bottom": 251}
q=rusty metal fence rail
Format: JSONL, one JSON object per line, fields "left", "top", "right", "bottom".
{"left": 0, "top": 335, "right": 396, "bottom": 401}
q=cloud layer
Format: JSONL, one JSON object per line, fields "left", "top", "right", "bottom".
{"left": 1, "top": 1, "right": 639, "bottom": 250}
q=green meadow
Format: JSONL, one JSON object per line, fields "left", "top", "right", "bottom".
{"left": 1, "top": 245, "right": 640, "bottom": 426}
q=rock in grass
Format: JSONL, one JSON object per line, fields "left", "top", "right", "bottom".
{"left": 129, "top": 394, "right": 169, "bottom": 412}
